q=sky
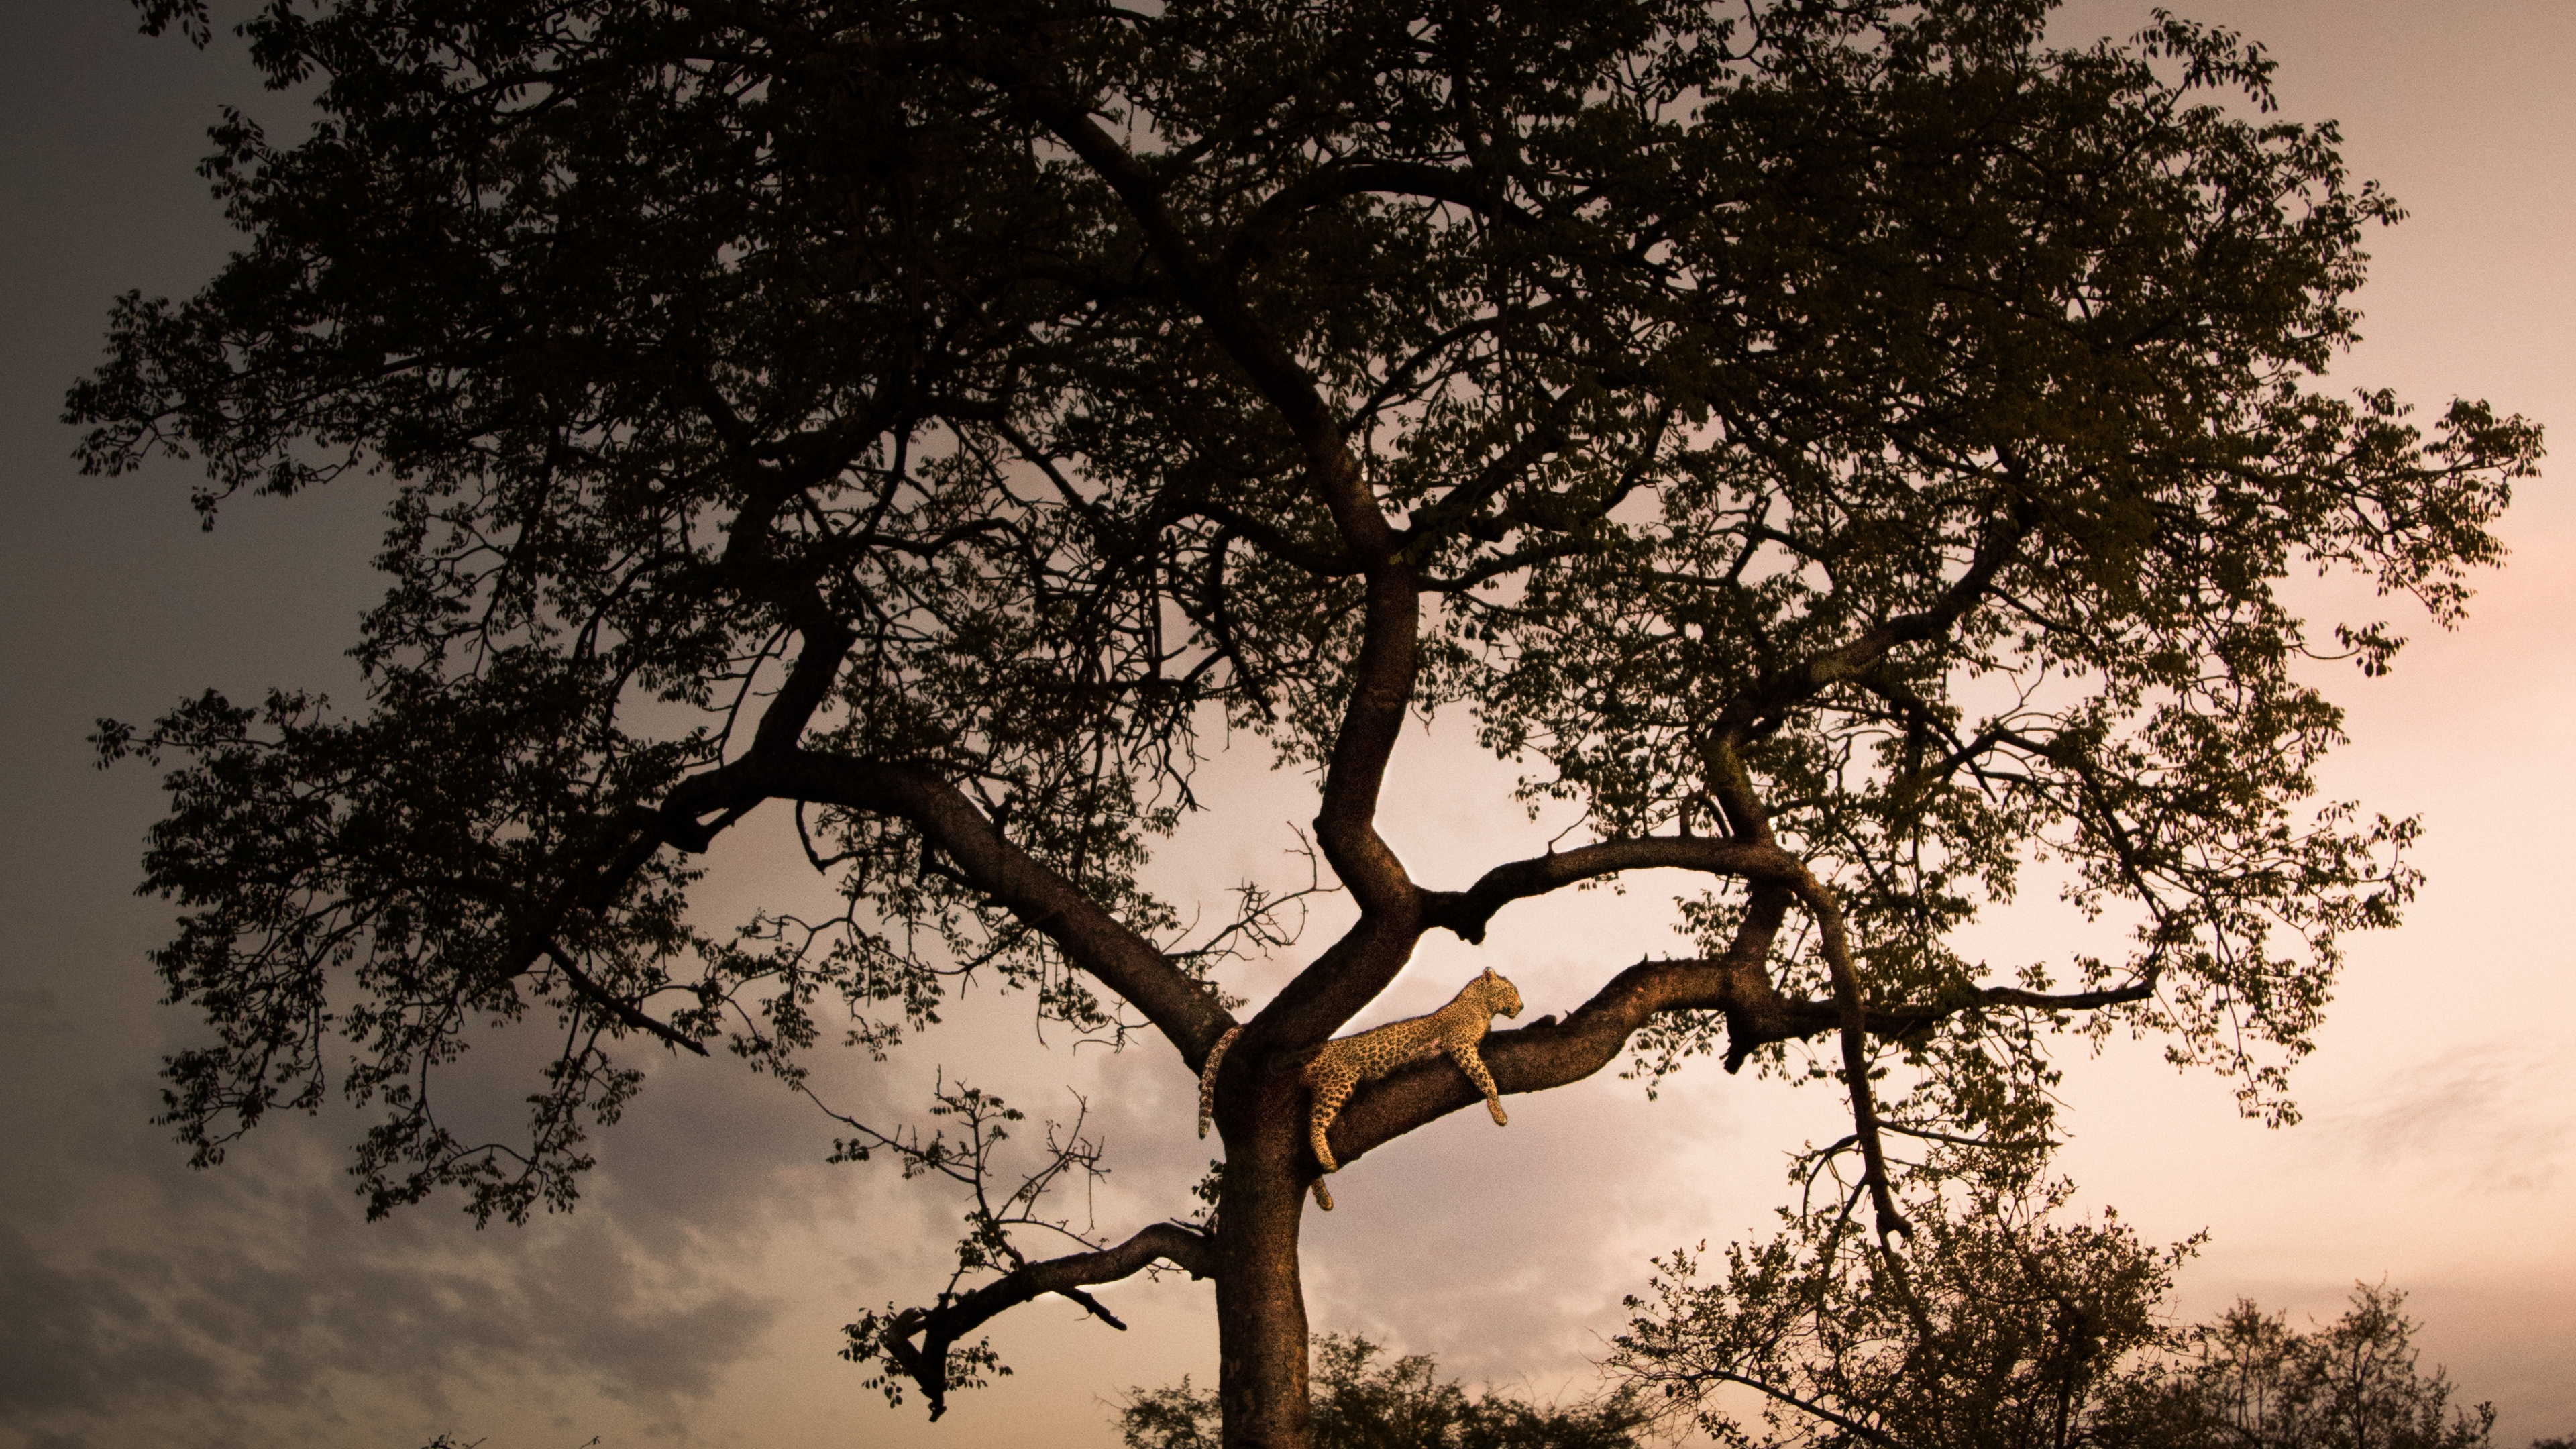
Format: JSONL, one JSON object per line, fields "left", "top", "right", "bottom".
{"left": 1, "top": 3, "right": 2571, "bottom": 1448}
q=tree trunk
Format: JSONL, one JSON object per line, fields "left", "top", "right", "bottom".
{"left": 1214, "top": 1082, "right": 1315, "bottom": 1449}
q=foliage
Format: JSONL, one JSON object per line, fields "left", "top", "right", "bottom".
{"left": 1611, "top": 1161, "right": 2500, "bottom": 1449}
{"left": 1614, "top": 1153, "right": 2193, "bottom": 1449}
{"left": 2102, "top": 1285, "right": 2496, "bottom": 1449}
{"left": 1121, "top": 1334, "right": 1651, "bottom": 1449}
{"left": 75, "top": 0, "right": 2540, "bottom": 1440}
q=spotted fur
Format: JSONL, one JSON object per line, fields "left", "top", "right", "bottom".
{"left": 1194, "top": 970, "right": 1525, "bottom": 1208}
{"left": 1193, "top": 969, "right": 1524, "bottom": 1210}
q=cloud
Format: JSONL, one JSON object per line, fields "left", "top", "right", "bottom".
{"left": 2318, "top": 1043, "right": 2573, "bottom": 1192}
{"left": 0, "top": 1222, "right": 227, "bottom": 1417}
{"left": 0, "top": 989, "right": 64, "bottom": 1032}
{"left": 0, "top": 1069, "right": 786, "bottom": 1449}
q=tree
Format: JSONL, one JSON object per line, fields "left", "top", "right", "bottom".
{"left": 1121, "top": 1333, "right": 1650, "bottom": 1449}
{"left": 1613, "top": 1154, "right": 2194, "bottom": 1449}
{"left": 72, "top": 1, "right": 2538, "bottom": 1446}
{"left": 1610, "top": 1162, "right": 2499, "bottom": 1449}
{"left": 2116, "top": 1286, "right": 2496, "bottom": 1449}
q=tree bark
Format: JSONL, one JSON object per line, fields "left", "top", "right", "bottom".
{"left": 1214, "top": 1060, "right": 1318, "bottom": 1449}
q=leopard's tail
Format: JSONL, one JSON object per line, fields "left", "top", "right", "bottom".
{"left": 1197, "top": 1026, "right": 1242, "bottom": 1139}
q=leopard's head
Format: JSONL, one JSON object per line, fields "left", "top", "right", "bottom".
{"left": 1479, "top": 967, "right": 1523, "bottom": 1019}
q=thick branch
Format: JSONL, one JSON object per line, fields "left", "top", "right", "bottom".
{"left": 1418, "top": 829, "right": 1906, "bottom": 1228}
{"left": 749, "top": 617, "right": 860, "bottom": 789}
{"left": 1217, "top": 159, "right": 1532, "bottom": 278}
{"left": 1324, "top": 956, "right": 2154, "bottom": 1175}
{"left": 661, "top": 750, "right": 1236, "bottom": 1063}
{"left": 1309, "top": 561, "right": 1423, "bottom": 916}
{"left": 1801, "top": 877, "right": 1904, "bottom": 1238}
{"left": 1425, "top": 835, "right": 1799, "bottom": 943}
{"left": 872, "top": 1222, "right": 1214, "bottom": 1421}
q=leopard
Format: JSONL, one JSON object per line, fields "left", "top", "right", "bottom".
{"left": 1195, "top": 967, "right": 1524, "bottom": 1210}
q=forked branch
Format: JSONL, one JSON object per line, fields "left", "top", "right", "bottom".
{"left": 653, "top": 749, "right": 1239, "bottom": 1063}
{"left": 849, "top": 1222, "right": 1216, "bottom": 1420}
{"left": 539, "top": 938, "right": 709, "bottom": 1057}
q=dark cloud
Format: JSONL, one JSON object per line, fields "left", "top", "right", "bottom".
{"left": 0, "top": 1222, "right": 227, "bottom": 1417}
{"left": 0, "top": 1043, "right": 792, "bottom": 1448}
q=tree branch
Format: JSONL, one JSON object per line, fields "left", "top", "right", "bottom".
{"left": 1216, "top": 159, "right": 1532, "bottom": 278}
{"left": 1716, "top": 502, "right": 2041, "bottom": 737}
{"left": 1664, "top": 1369, "right": 1910, "bottom": 1449}
{"left": 1424, "top": 835, "right": 1799, "bottom": 943}
{"left": 991, "top": 48, "right": 1423, "bottom": 933}
{"left": 665, "top": 750, "right": 1237, "bottom": 1064}
{"left": 861, "top": 1222, "right": 1214, "bottom": 1421}
{"left": 1419, "top": 829, "right": 1909, "bottom": 1230}
{"left": 540, "top": 938, "right": 710, "bottom": 1057}
{"left": 1322, "top": 951, "right": 2156, "bottom": 1183}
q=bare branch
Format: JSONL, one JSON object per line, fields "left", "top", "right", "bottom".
{"left": 856, "top": 1222, "right": 1215, "bottom": 1421}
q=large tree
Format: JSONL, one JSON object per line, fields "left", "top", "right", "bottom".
{"left": 74, "top": 1, "right": 2537, "bottom": 1445}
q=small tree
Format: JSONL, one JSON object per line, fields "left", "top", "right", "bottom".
{"left": 76, "top": 1, "right": 2537, "bottom": 1445}
{"left": 1612, "top": 1167, "right": 2500, "bottom": 1449}
{"left": 2114, "top": 1286, "right": 2496, "bottom": 1449}
{"left": 1613, "top": 1154, "right": 2194, "bottom": 1449}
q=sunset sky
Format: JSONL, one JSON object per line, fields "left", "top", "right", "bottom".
{"left": 3, "top": 3, "right": 2570, "bottom": 1447}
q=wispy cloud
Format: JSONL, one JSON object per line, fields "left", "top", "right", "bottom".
{"left": 2316, "top": 1043, "right": 2573, "bottom": 1192}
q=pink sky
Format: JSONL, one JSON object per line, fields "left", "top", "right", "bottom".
{"left": 1, "top": 3, "right": 2567, "bottom": 1446}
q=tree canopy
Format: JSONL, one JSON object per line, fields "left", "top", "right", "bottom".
{"left": 75, "top": 0, "right": 2538, "bottom": 1444}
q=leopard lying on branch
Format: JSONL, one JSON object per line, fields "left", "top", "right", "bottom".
{"left": 1198, "top": 967, "right": 1525, "bottom": 1210}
